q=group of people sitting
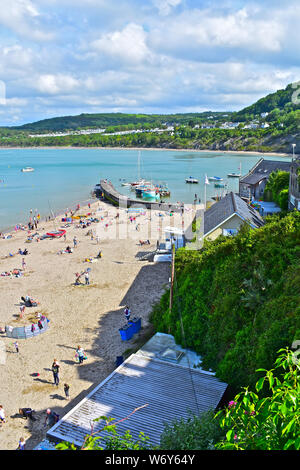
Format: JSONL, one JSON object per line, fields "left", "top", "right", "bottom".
{"left": 21, "top": 296, "right": 38, "bottom": 307}
{"left": 1, "top": 269, "right": 22, "bottom": 278}
{"left": 18, "top": 248, "right": 29, "bottom": 256}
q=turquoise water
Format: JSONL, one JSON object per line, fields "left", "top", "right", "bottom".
{"left": 0, "top": 148, "right": 291, "bottom": 230}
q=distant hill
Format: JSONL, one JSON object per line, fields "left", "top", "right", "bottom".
{"left": 8, "top": 112, "right": 226, "bottom": 133}
{"left": 232, "top": 82, "right": 299, "bottom": 121}
{"left": 2, "top": 82, "right": 299, "bottom": 132}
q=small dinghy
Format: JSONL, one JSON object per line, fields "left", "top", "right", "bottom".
{"left": 46, "top": 229, "right": 66, "bottom": 238}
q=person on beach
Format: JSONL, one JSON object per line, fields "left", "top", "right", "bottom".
{"left": 51, "top": 359, "right": 60, "bottom": 386}
{"left": 64, "top": 383, "right": 70, "bottom": 400}
{"left": 124, "top": 306, "right": 131, "bottom": 322}
{"left": 44, "top": 409, "right": 59, "bottom": 427}
{"left": 19, "top": 408, "right": 36, "bottom": 421}
{"left": 14, "top": 341, "right": 19, "bottom": 353}
{"left": 17, "top": 437, "right": 26, "bottom": 450}
{"left": 73, "top": 236, "right": 77, "bottom": 248}
{"left": 0, "top": 405, "right": 6, "bottom": 424}
{"left": 19, "top": 305, "right": 25, "bottom": 318}
{"left": 76, "top": 346, "right": 85, "bottom": 364}
{"left": 22, "top": 258, "right": 26, "bottom": 270}
{"left": 84, "top": 271, "right": 90, "bottom": 285}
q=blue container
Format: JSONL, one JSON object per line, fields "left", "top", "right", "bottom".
{"left": 119, "top": 323, "right": 134, "bottom": 341}
{"left": 131, "top": 317, "right": 141, "bottom": 334}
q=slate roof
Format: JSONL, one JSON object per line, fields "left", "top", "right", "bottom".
{"left": 240, "top": 158, "right": 291, "bottom": 185}
{"left": 204, "top": 192, "right": 264, "bottom": 235}
{"left": 46, "top": 353, "right": 227, "bottom": 448}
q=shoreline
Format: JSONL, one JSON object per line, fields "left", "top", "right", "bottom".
{"left": 0, "top": 145, "right": 292, "bottom": 157}
{"left": 0, "top": 195, "right": 98, "bottom": 235}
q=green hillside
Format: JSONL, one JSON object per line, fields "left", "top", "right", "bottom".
{"left": 150, "top": 211, "right": 300, "bottom": 393}
{"left": 7, "top": 112, "right": 225, "bottom": 133}
{"left": 0, "top": 82, "right": 299, "bottom": 153}
{"left": 232, "top": 82, "right": 300, "bottom": 122}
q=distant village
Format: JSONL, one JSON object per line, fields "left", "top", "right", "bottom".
{"left": 27, "top": 112, "right": 280, "bottom": 139}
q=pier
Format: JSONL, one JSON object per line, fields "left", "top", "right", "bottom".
{"left": 99, "top": 179, "right": 184, "bottom": 212}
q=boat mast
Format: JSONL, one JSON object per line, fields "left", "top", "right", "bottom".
{"left": 138, "top": 151, "right": 141, "bottom": 181}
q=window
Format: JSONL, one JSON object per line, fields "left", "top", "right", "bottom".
{"left": 223, "top": 228, "right": 238, "bottom": 236}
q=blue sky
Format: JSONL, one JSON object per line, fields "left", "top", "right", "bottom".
{"left": 0, "top": 0, "right": 299, "bottom": 125}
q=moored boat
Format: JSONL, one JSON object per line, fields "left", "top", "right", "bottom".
{"left": 185, "top": 176, "right": 199, "bottom": 184}
{"left": 21, "top": 167, "right": 34, "bottom": 172}
{"left": 228, "top": 163, "right": 242, "bottom": 178}
{"left": 46, "top": 229, "right": 66, "bottom": 238}
{"left": 208, "top": 176, "right": 223, "bottom": 181}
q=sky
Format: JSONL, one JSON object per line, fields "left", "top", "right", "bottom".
{"left": 0, "top": 0, "right": 299, "bottom": 126}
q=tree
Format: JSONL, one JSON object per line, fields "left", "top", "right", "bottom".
{"left": 55, "top": 405, "right": 154, "bottom": 450}
{"left": 215, "top": 349, "right": 300, "bottom": 450}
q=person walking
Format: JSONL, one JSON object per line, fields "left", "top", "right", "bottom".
{"left": 0, "top": 405, "right": 6, "bottom": 424}
{"left": 19, "top": 305, "right": 25, "bottom": 318}
{"left": 14, "top": 341, "right": 19, "bottom": 353}
{"left": 73, "top": 236, "right": 77, "bottom": 249}
{"left": 51, "top": 359, "right": 60, "bottom": 386}
{"left": 124, "top": 306, "right": 131, "bottom": 323}
{"left": 64, "top": 383, "right": 70, "bottom": 400}
{"left": 22, "top": 258, "right": 26, "bottom": 271}
{"left": 84, "top": 271, "right": 90, "bottom": 285}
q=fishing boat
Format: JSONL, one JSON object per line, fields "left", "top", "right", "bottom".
{"left": 21, "top": 167, "right": 34, "bottom": 172}
{"left": 142, "top": 186, "right": 159, "bottom": 198}
{"left": 156, "top": 184, "right": 170, "bottom": 197}
{"left": 228, "top": 163, "right": 242, "bottom": 178}
{"left": 208, "top": 176, "right": 223, "bottom": 181}
{"left": 185, "top": 176, "right": 199, "bottom": 184}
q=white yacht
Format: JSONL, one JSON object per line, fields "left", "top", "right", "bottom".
{"left": 21, "top": 167, "right": 34, "bottom": 172}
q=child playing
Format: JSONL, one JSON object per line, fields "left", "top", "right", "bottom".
{"left": 64, "top": 383, "right": 70, "bottom": 400}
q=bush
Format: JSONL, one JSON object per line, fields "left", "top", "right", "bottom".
{"left": 159, "top": 410, "right": 226, "bottom": 450}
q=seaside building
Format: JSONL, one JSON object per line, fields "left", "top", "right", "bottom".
{"left": 36, "top": 333, "right": 227, "bottom": 449}
{"left": 288, "top": 156, "right": 300, "bottom": 211}
{"left": 204, "top": 192, "right": 264, "bottom": 240}
{"left": 239, "top": 158, "right": 291, "bottom": 202}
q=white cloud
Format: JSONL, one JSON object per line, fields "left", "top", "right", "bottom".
{"left": 34, "top": 74, "right": 80, "bottom": 95}
{"left": 90, "top": 23, "right": 151, "bottom": 65}
{"left": 153, "top": 0, "right": 182, "bottom": 16}
{"left": 0, "top": 0, "right": 54, "bottom": 41}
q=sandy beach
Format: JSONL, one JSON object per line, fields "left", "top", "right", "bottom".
{"left": 0, "top": 198, "right": 187, "bottom": 450}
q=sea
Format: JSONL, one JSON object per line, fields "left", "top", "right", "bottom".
{"left": 0, "top": 147, "right": 291, "bottom": 231}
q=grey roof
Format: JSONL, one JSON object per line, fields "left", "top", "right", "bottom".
{"left": 240, "top": 158, "right": 291, "bottom": 185}
{"left": 46, "top": 353, "right": 227, "bottom": 448}
{"left": 204, "top": 192, "right": 264, "bottom": 235}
